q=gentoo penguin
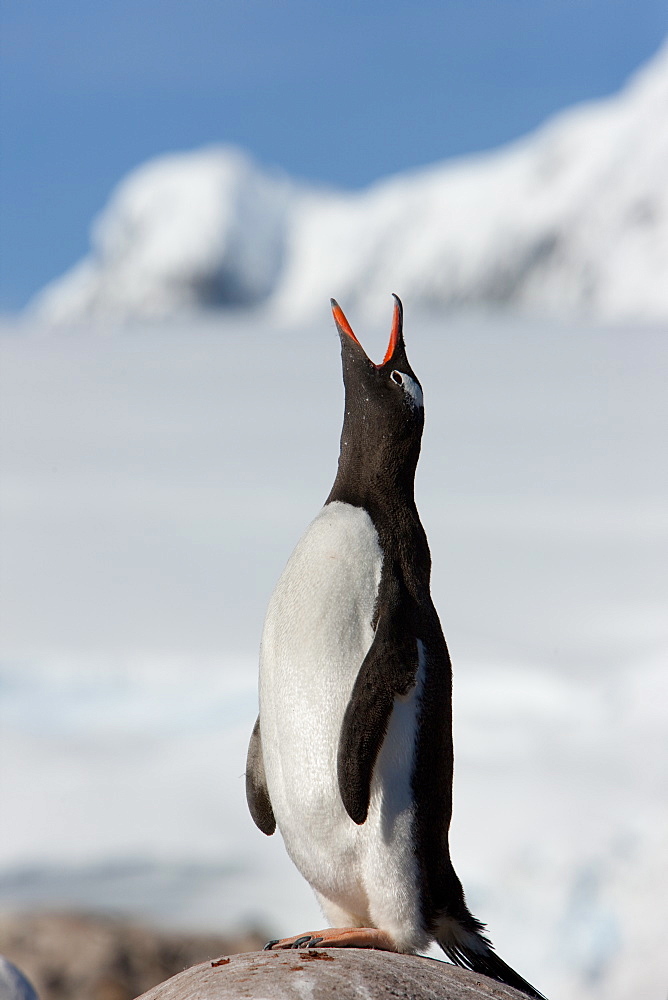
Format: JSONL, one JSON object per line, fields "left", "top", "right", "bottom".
{"left": 246, "top": 297, "right": 546, "bottom": 999}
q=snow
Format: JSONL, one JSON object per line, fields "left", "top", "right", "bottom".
{"left": 31, "top": 148, "right": 302, "bottom": 324}
{"left": 32, "top": 41, "right": 668, "bottom": 326}
{"left": 1, "top": 312, "right": 667, "bottom": 1000}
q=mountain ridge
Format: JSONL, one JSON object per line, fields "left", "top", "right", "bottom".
{"left": 32, "top": 41, "right": 668, "bottom": 325}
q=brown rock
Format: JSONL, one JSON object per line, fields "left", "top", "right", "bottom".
{"left": 0, "top": 912, "right": 266, "bottom": 1000}
{"left": 136, "top": 948, "right": 532, "bottom": 1000}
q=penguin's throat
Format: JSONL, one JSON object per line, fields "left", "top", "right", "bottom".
{"left": 330, "top": 439, "right": 420, "bottom": 512}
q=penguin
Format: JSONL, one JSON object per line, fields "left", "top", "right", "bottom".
{"left": 246, "top": 296, "right": 546, "bottom": 1000}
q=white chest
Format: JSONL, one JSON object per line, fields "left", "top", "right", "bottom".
{"left": 258, "top": 502, "right": 426, "bottom": 949}
{"left": 260, "top": 500, "right": 383, "bottom": 737}
{"left": 259, "top": 503, "right": 382, "bottom": 836}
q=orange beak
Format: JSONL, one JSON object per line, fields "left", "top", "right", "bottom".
{"left": 330, "top": 295, "right": 403, "bottom": 368}
{"left": 330, "top": 299, "right": 363, "bottom": 350}
{"left": 381, "top": 295, "right": 403, "bottom": 366}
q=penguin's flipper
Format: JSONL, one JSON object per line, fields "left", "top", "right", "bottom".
{"left": 245, "top": 716, "right": 276, "bottom": 835}
{"left": 337, "top": 598, "right": 419, "bottom": 825}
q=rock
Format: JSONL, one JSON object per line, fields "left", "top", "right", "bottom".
{"left": 135, "top": 948, "right": 531, "bottom": 999}
{"left": 0, "top": 912, "right": 266, "bottom": 1000}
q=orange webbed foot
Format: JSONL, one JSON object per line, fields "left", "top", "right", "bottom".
{"left": 264, "top": 927, "right": 397, "bottom": 951}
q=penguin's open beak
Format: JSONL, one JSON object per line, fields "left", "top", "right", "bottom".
{"left": 331, "top": 296, "right": 404, "bottom": 368}
{"left": 331, "top": 299, "right": 363, "bottom": 350}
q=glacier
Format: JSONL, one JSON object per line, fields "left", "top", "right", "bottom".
{"left": 32, "top": 41, "right": 668, "bottom": 326}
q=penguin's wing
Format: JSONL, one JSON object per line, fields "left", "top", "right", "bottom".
{"left": 337, "top": 584, "right": 419, "bottom": 825}
{"left": 245, "top": 716, "right": 276, "bottom": 835}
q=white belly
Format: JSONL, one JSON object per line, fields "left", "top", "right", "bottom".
{"left": 259, "top": 500, "right": 427, "bottom": 951}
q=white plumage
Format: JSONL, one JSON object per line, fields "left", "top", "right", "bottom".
{"left": 259, "top": 500, "right": 429, "bottom": 952}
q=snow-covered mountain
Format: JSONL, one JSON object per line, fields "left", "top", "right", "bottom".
{"left": 33, "top": 41, "right": 668, "bottom": 325}
{"left": 31, "top": 149, "right": 302, "bottom": 323}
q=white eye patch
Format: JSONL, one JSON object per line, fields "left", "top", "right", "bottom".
{"left": 390, "top": 370, "right": 423, "bottom": 408}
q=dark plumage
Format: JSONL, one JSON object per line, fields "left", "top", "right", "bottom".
{"left": 246, "top": 297, "right": 546, "bottom": 1000}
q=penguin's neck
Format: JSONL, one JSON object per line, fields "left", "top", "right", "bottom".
{"left": 327, "top": 419, "right": 419, "bottom": 505}
{"left": 326, "top": 435, "right": 431, "bottom": 595}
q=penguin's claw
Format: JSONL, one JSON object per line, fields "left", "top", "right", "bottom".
{"left": 290, "top": 935, "right": 315, "bottom": 949}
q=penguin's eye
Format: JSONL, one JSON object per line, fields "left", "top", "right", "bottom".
{"left": 390, "top": 370, "right": 423, "bottom": 409}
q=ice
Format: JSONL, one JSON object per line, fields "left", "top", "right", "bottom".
{"left": 1, "top": 313, "right": 667, "bottom": 999}
{"left": 31, "top": 41, "right": 668, "bottom": 327}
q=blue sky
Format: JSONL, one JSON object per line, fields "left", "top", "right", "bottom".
{"left": 1, "top": 0, "right": 667, "bottom": 311}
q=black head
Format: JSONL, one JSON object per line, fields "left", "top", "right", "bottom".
{"left": 327, "top": 295, "right": 424, "bottom": 509}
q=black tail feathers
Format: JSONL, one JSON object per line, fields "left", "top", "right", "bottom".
{"left": 437, "top": 920, "right": 547, "bottom": 1000}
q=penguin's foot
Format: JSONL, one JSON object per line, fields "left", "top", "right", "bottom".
{"left": 263, "top": 927, "right": 397, "bottom": 951}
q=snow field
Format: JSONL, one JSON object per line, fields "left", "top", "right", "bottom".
{"left": 0, "top": 314, "right": 667, "bottom": 1000}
